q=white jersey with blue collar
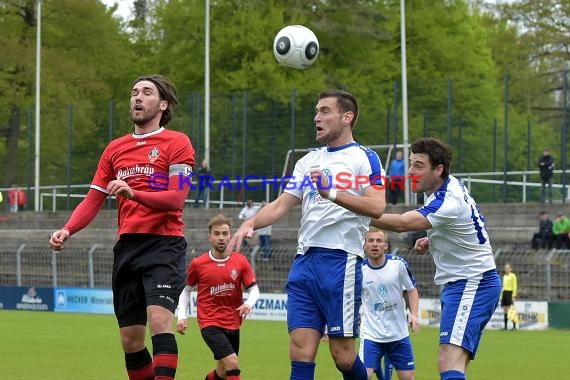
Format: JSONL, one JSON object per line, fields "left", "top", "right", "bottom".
{"left": 284, "top": 142, "right": 384, "bottom": 258}
{"left": 417, "top": 175, "right": 496, "bottom": 285}
{"left": 360, "top": 255, "right": 417, "bottom": 343}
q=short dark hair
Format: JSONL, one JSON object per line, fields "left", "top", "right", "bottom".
{"left": 208, "top": 214, "right": 232, "bottom": 232}
{"left": 132, "top": 74, "right": 178, "bottom": 126}
{"left": 410, "top": 137, "right": 453, "bottom": 179}
{"left": 318, "top": 90, "right": 359, "bottom": 128}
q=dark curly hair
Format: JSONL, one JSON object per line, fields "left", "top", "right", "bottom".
{"left": 132, "top": 74, "right": 178, "bottom": 126}
{"left": 410, "top": 138, "right": 452, "bottom": 179}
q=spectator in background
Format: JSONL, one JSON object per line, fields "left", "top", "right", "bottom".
{"left": 531, "top": 211, "right": 553, "bottom": 250}
{"left": 388, "top": 150, "right": 405, "bottom": 205}
{"left": 552, "top": 212, "right": 570, "bottom": 249}
{"left": 238, "top": 200, "right": 259, "bottom": 251}
{"left": 193, "top": 159, "right": 212, "bottom": 208}
{"left": 539, "top": 148, "right": 555, "bottom": 204}
{"left": 238, "top": 199, "right": 258, "bottom": 221}
{"left": 501, "top": 263, "right": 518, "bottom": 330}
{"left": 8, "top": 185, "right": 26, "bottom": 213}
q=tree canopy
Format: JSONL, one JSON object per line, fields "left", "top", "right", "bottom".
{"left": 0, "top": 0, "right": 567, "bottom": 202}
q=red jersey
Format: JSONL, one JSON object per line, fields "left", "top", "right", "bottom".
{"left": 91, "top": 127, "right": 195, "bottom": 236}
{"left": 188, "top": 251, "right": 257, "bottom": 330}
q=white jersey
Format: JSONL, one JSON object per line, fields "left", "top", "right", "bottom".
{"left": 360, "top": 255, "right": 416, "bottom": 343}
{"left": 418, "top": 175, "right": 496, "bottom": 285}
{"left": 284, "top": 142, "right": 384, "bottom": 257}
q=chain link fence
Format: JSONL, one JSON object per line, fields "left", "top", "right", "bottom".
{"left": 1, "top": 239, "right": 568, "bottom": 302}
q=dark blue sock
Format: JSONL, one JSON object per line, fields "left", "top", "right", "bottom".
{"left": 338, "top": 356, "right": 367, "bottom": 380}
{"left": 441, "top": 370, "right": 466, "bottom": 380}
{"left": 290, "top": 361, "right": 316, "bottom": 380}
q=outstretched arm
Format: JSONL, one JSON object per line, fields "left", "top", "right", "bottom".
{"left": 49, "top": 188, "right": 108, "bottom": 251}
{"left": 371, "top": 210, "right": 432, "bottom": 233}
{"left": 226, "top": 193, "right": 300, "bottom": 254}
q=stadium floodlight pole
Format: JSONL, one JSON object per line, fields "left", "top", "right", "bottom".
{"left": 204, "top": 0, "right": 211, "bottom": 165}
{"left": 34, "top": 0, "right": 42, "bottom": 211}
{"left": 400, "top": 0, "right": 410, "bottom": 205}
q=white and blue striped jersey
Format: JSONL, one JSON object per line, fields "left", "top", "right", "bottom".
{"left": 360, "top": 255, "right": 416, "bottom": 343}
{"left": 284, "top": 142, "right": 384, "bottom": 258}
{"left": 417, "top": 175, "right": 496, "bottom": 285}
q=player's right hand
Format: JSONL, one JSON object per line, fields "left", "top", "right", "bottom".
{"left": 176, "top": 319, "right": 188, "bottom": 335}
{"left": 225, "top": 222, "right": 254, "bottom": 255}
{"left": 414, "top": 236, "right": 430, "bottom": 254}
{"left": 50, "top": 229, "right": 70, "bottom": 251}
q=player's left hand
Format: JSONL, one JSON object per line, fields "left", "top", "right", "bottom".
{"left": 309, "top": 169, "right": 331, "bottom": 198}
{"left": 236, "top": 304, "right": 252, "bottom": 319}
{"left": 409, "top": 314, "right": 420, "bottom": 335}
{"left": 107, "top": 180, "right": 134, "bottom": 199}
{"left": 413, "top": 236, "right": 430, "bottom": 254}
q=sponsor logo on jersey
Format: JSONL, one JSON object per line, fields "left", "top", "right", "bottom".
{"left": 210, "top": 282, "right": 236, "bottom": 296}
{"left": 117, "top": 164, "right": 155, "bottom": 180}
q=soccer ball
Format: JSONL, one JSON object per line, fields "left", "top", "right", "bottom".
{"left": 273, "top": 25, "right": 319, "bottom": 70}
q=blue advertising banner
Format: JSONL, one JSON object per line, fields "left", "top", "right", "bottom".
{"left": 0, "top": 286, "right": 54, "bottom": 311}
{"left": 54, "top": 288, "right": 114, "bottom": 314}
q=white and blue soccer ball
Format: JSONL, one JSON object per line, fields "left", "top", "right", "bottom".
{"left": 273, "top": 25, "right": 319, "bottom": 70}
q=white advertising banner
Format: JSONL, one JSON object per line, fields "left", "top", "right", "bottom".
{"left": 178, "top": 292, "right": 288, "bottom": 322}
{"left": 179, "top": 293, "right": 549, "bottom": 330}
{"left": 419, "top": 298, "right": 549, "bottom": 330}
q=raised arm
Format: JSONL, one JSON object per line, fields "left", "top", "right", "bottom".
{"left": 310, "top": 169, "right": 385, "bottom": 219}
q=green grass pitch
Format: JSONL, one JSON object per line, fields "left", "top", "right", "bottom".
{"left": 1, "top": 310, "right": 568, "bottom": 379}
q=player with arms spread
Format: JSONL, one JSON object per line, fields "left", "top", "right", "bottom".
{"left": 176, "top": 214, "right": 259, "bottom": 380}
{"left": 49, "top": 74, "right": 195, "bottom": 380}
{"left": 371, "top": 137, "right": 500, "bottom": 380}
{"left": 227, "top": 90, "right": 386, "bottom": 380}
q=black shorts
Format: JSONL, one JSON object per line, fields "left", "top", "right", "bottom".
{"left": 200, "top": 326, "right": 240, "bottom": 360}
{"left": 112, "top": 234, "right": 187, "bottom": 327}
{"left": 501, "top": 290, "right": 513, "bottom": 307}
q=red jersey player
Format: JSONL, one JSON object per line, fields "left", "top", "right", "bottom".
{"left": 49, "top": 75, "right": 195, "bottom": 380}
{"left": 176, "top": 214, "right": 259, "bottom": 380}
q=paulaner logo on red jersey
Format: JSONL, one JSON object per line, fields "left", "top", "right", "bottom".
{"left": 117, "top": 164, "right": 155, "bottom": 180}
{"left": 210, "top": 282, "right": 236, "bottom": 296}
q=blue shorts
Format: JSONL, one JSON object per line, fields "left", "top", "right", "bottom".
{"left": 286, "top": 248, "right": 362, "bottom": 338}
{"left": 359, "top": 336, "right": 415, "bottom": 372}
{"left": 439, "top": 270, "right": 501, "bottom": 359}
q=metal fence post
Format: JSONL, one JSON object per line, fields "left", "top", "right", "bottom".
{"left": 88, "top": 244, "right": 97, "bottom": 288}
{"left": 52, "top": 187, "right": 57, "bottom": 212}
{"left": 51, "top": 250, "right": 57, "bottom": 287}
{"left": 522, "top": 174, "right": 527, "bottom": 203}
{"left": 545, "top": 249, "right": 557, "bottom": 302}
{"left": 16, "top": 244, "right": 26, "bottom": 286}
